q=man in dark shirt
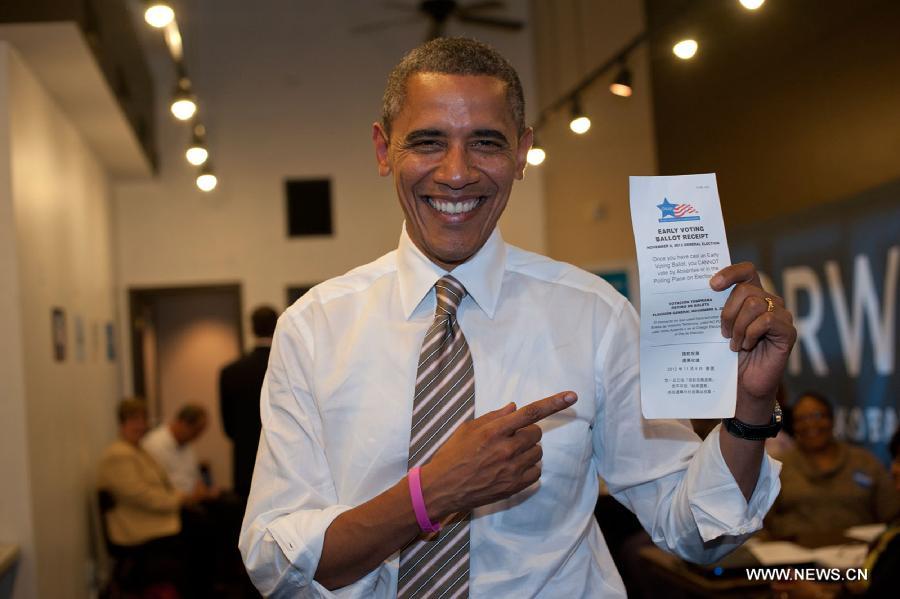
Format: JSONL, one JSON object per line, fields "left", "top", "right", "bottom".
{"left": 220, "top": 305, "right": 278, "bottom": 499}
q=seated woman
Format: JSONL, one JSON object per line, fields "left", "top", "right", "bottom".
{"left": 98, "top": 398, "right": 208, "bottom": 595}
{"left": 765, "top": 392, "right": 900, "bottom": 540}
{"left": 771, "top": 428, "right": 900, "bottom": 598}
{"left": 98, "top": 398, "right": 184, "bottom": 548}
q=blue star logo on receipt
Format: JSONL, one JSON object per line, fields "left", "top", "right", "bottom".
{"left": 657, "top": 198, "right": 700, "bottom": 223}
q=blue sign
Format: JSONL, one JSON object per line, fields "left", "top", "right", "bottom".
{"left": 594, "top": 270, "right": 630, "bottom": 301}
{"left": 731, "top": 179, "right": 899, "bottom": 462}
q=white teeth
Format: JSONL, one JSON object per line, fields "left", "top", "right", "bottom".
{"left": 426, "top": 197, "right": 482, "bottom": 215}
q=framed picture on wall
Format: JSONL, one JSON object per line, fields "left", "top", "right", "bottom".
{"left": 90, "top": 320, "right": 100, "bottom": 362}
{"left": 105, "top": 322, "right": 116, "bottom": 362}
{"left": 51, "top": 307, "right": 67, "bottom": 362}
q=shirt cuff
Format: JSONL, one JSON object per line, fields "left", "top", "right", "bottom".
{"left": 686, "top": 423, "right": 782, "bottom": 542}
{"left": 267, "top": 504, "right": 355, "bottom": 588}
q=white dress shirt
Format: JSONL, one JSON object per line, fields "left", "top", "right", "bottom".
{"left": 240, "top": 225, "right": 782, "bottom": 598}
{"left": 141, "top": 424, "right": 199, "bottom": 494}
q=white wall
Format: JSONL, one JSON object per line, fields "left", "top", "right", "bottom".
{"left": 532, "top": 0, "right": 656, "bottom": 275}
{"left": 0, "top": 42, "right": 120, "bottom": 599}
{"left": 0, "top": 42, "right": 38, "bottom": 599}
{"left": 115, "top": 0, "right": 546, "bottom": 392}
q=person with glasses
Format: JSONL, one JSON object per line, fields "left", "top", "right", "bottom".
{"left": 771, "top": 427, "right": 900, "bottom": 598}
{"left": 764, "top": 392, "right": 900, "bottom": 540}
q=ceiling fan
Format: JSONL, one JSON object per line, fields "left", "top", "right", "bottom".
{"left": 354, "top": 1, "right": 525, "bottom": 42}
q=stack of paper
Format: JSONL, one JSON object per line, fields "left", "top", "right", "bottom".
{"left": 844, "top": 523, "right": 886, "bottom": 544}
{"left": 746, "top": 541, "right": 816, "bottom": 566}
{"left": 746, "top": 540, "right": 868, "bottom": 569}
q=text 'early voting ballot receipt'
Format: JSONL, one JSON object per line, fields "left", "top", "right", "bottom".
{"left": 629, "top": 174, "right": 737, "bottom": 419}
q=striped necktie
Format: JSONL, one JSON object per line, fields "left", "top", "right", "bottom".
{"left": 398, "top": 274, "right": 474, "bottom": 599}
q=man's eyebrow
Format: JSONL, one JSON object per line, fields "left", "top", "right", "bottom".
{"left": 471, "top": 129, "right": 509, "bottom": 143}
{"left": 404, "top": 129, "right": 445, "bottom": 142}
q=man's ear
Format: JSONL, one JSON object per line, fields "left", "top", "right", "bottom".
{"left": 373, "top": 122, "right": 392, "bottom": 177}
{"left": 514, "top": 127, "right": 534, "bottom": 180}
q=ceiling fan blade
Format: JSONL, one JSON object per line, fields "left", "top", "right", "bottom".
{"left": 382, "top": 1, "right": 418, "bottom": 12}
{"left": 460, "top": 1, "right": 505, "bottom": 10}
{"left": 351, "top": 15, "right": 422, "bottom": 34}
{"left": 456, "top": 14, "right": 525, "bottom": 30}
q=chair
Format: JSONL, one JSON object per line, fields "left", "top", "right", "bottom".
{"left": 96, "top": 490, "right": 180, "bottom": 599}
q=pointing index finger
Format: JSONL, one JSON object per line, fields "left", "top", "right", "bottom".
{"left": 494, "top": 391, "right": 577, "bottom": 435}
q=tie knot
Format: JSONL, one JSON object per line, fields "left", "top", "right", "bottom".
{"left": 434, "top": 275, "right": 466, "bottom": 316}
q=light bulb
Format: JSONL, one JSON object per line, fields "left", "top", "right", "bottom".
{"left": 196, "top": 173, "right": 217, "bottom": 192}
{"left": 526, "top": 147, "right": 546, "bottom": 166}
{"left": 170, "top": 98, "right": 197, "bottom": 121}
{"left": 186, "top": 146, "right": 208, "bottom": 166}
{"left": 610, "top": 66, "right": 633, "bottom": 97}
{"left": 164, "top": 22, "right": 184, "bottom": 60}
{"left": 569, "top": 116, "right": 591, "bottom": 135}
{"left": 144, "top": 3, "right": 175, "bottom": 29}
{"left": 568, "top": 98, "right": 591, "bottom": 135}
{"left": 739, "top": 0, "right": 765, "bottom": 9}
{"left": 610, "top": 83, "right": 632, "bottom": 97}
{"left": 673, "top": 39, "right": 698, "bottom": 60}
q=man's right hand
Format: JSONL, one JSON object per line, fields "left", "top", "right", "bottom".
{"left": 421, "top": 391, "right": 578, "bottom": 519}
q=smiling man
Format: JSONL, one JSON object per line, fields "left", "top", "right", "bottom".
{"left": 240, "top": 38, "right": 796, "bottom": 598}
{"left": 375, "top": 69, "right": 528, "bottom": 271}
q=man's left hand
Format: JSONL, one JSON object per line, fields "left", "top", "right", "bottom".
{"left": 711, "top": 262, "right": 797, "bottom": 410}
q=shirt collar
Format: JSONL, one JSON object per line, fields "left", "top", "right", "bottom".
{"left": 397, "top": 222, "right": 507, "bottom": 320}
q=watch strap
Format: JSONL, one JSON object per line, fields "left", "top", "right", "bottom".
{"left": 723, "top": 403, "right": 783, "bottom": 440}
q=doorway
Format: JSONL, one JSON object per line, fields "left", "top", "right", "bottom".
{"left": 129, "top": 284, "right": 243, "bottom": 490}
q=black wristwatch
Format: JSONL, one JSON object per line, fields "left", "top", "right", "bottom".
{"left": 723, "top": 403, "right": 783, "bottom": 441}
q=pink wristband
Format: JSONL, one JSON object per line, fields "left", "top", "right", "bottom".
{"left": 408, "top": 466, "right": 442, "bottom": 534}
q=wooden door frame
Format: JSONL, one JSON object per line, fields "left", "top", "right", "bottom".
{"left": 128, "top": 283, "right": 244, "bottom": 416}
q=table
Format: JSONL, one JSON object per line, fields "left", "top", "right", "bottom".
{"left": 637, "top": 531, "right": 871, "bottom": 599}
{"left": 638, "top": 545, "right": 772, "bottom": 599}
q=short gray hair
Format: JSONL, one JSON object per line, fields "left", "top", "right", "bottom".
{"left": 382, "top": 37, "right": 526, "bottom": 137}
